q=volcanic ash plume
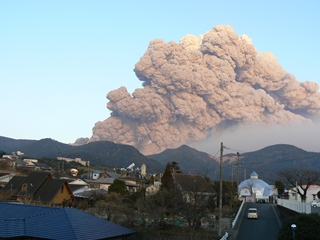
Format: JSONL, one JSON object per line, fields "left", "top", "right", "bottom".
{"left": 90, "top": 25, "right": 320, "bottom": 155}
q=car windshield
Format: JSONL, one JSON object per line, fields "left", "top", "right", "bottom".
{"left": 249, "top": 209, "right": 257, "bottom": 213}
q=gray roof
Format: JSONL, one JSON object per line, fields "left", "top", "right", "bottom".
{"left": 0, "top": 173, "right": 10, "bottom": 177}
{"left": 105, "top": 172, "right": 121, "bottom": 179}
{"left": 33, "top": 178, "right": 71, "bottom": 203}
{"left": 87, "top": 177, "right": 115, "bottom": 184}
{"left": 16, "top": 172, "right": 52, "bottom": 195}
{"left": 70, "top": 184, "right": 89, "bottom": 194}
{"left": 74, "top": 189, "right": 108, "bottom": 198}
{"left": 1, "top": 172, "right": 75, "bottom": 204}
{"left": 120, "top": 172, "right": 146, "bottom": 182}
{"left": 0, "top": 202, "right": 136, "bottom": 239}
{"left": 87, "top": 178, "right": 139, "bottom": 187}
{"left": 34, "top": 162, "right": 51, "bottom": 169}
{"left": 2, "top": 175, "right": 25, "bottom": 192}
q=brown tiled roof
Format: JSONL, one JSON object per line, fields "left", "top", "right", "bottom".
{"left": 172, "top": 173, "right": 215, "bottom": 193}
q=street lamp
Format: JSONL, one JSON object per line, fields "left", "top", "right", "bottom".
{"left": 291, "top": 224, "right": 296, "bottom": 240}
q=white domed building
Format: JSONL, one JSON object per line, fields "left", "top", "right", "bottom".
{"left": 238, "top": 171, "right": 278, "bottom": 202}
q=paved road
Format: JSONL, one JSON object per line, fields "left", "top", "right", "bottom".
{"left": 235, "top": 203, "right": 281, "bottom": 240}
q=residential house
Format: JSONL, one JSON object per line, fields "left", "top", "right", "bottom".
{"left": 67, "top": 178, "right": 108, "bottom": 200}
{"left": 2, "top": 171, "right": 76, "bottom": 206}
{"left": 87, "top": 177, "right": 140, "bottom": 194}
{"left": 68, "top": 178, "right": 90, "bottom": 198}
{"left": 79, "top": 170, "right": 145, "bottom": 194}
{"left": 33, "top": 162, "right": 51, "bottom": 171}
{"left": 119, "top": 171, "right": 146, "bottom": 193}
{"left": 2, "top": 154, "right": 20, "bottom": 160}
{"left": 0, "top": 157, "right": 12, "bottom": 169}
{"left": 145, "top": 173, "right": 162, "bottom": 195}
{"left": 0, "top": 173, "right": 14, "bottom": 187}
{"left": 172, "top": 173, "right": 215, "bottom": 203}
{"left": 87, "top": 177, "right": 115, "bottom": 191}
{"left": 92, "top": 169, "right": 100, "bottom": 180}
{"left": 146, "top": 181, "right": 161, "bottom": 195}
{"left": 0, "top": 202, "right": 136, "bottom": 240}
{"left": 287, "top": 183, "right": 320, "bottom": 203}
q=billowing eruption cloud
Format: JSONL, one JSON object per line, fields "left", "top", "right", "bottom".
{"left": 90, "top": 25, "right": 320, "bottom": 155}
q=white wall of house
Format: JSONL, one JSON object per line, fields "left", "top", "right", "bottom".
{"left": 92, "top": 171, "right": 100, "bottom": 180}
{"left": 146, "top": 182, "right": 161, "bottom": 195}
{"left": 23, "top": 159, "right": 38, "bottom": 163}
{"left": 288, "top": 184, "right": 320, "bottom": 203}
{"left": 99, "top": 184, "right": 110, "bottom": 191}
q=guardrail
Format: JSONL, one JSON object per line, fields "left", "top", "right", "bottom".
{"left": 220, "top": 232, "right": 229, "bottom": 240}
{"left": 277, "top": 199, "right": 311, "bottom": 214}
{"left": 231, "top": 200, "right": 245, "bottom": 228}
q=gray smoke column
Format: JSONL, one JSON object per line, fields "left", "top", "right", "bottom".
{"left": 90, "top": 25, "right": 320, "bottom": 155}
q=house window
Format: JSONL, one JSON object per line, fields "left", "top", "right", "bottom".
{"left": 61, "top": 186, "right": 64, "bottom": 193}
{"left": 22, "top": 183, "right": 28, "bottom": 191}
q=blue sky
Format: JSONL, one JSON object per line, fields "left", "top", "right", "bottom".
{"left": 1, "top": 1, "right": 320, "bottom": 149}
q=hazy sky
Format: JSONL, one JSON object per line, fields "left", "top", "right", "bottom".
{"left": 1, "top": 1, "right": 320, "bottom": 153}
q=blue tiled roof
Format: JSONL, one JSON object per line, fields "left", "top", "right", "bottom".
{"left": 0, "top": 202, "right": 136, "bottom": 240}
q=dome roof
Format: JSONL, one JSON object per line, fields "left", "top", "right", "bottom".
{"left": 238, "top": 171, "right": 270, "bottom": 191}
{"left": 238, "top": 171, "right": 276, "bottom": 197}
{"left": 238, "top": 178, "right": 269, "bottom": 191}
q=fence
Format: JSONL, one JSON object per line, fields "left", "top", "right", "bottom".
{"left": 277, "top": 198, "right": 311, "bottom": 214}
{"left": 231, "top": 200, "right": 245, "bottom": 228}
{"left": 220, "top": 232, "right": 228, "bottom": 240}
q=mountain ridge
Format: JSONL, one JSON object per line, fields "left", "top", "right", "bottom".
{"left": 1, "top": 136, "right": 320, "bottom": 183}
{"left": 0, "top": 137, "right": 163, "bottom": 173}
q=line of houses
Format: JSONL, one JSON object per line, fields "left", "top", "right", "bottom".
{"left": 1, "top": 154, "right": 219, "bottom": 209}
{"left": 9, "top": 154, "right": 320, "bottom": 206}
{"left": 0, "top": 170, "right": 148, "bottom": 206}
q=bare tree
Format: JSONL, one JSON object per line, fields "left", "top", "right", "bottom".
{"left": 0, "top": 189, "right": 12, "bottom": 202}
{"left": 278, "top": 168, "right": 320, "bottom": 202}
{"left": 143, "top": 190, "right": 180, "bottom": 229}
{"left": 244, "top": 180, "right": 255, "bottom": 201}
{"left": 0, "top": 159, "right": 11, "bottom": 170}
{"left": 20, "top": 194, "right": 34, "bottom": 204}
{"left": 173, "top": 177, "right": 215, "bottom": 230}
{"left": 86, "top": 192, "right": 125, "bottom": 223}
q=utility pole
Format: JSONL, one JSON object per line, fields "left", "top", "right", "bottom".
{"left": 219, "top": 142, "right": 223, "bottom": 237}
{"left": 231, "top": 163, "right": 234, "bottom": 184}
{"left": 231, "top": 163, "right": 235, "bottom": 198}
{"left": 237, "top": 152, "right": 240, "bottom": 186}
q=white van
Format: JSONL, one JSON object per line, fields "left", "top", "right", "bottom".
{"left": 247, "top": 208, "right": 258, "bottom": 219}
